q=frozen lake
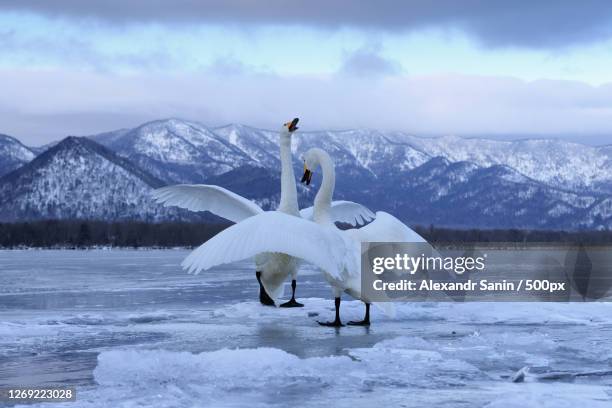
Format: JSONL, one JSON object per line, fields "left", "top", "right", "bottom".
{"left": 1, "top": 249, "right": 612, "bottom": 407}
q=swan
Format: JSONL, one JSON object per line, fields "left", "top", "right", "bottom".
{"left": 181, "top": 147, "right": 425, "bottom": 326}
{"left": 152, "top": 119, "right": 375, "bottom": 307}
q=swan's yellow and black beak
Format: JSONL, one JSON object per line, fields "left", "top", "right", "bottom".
{"left": 287, "top": 117, "right": 299, "bottom": 132}
{"left": 301, "top": 162, "right": 312, "bottom": 185}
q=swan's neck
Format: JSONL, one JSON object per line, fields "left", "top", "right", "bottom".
{"left": 277, "top": 135, "right": 299, "bottom": 216}
{"left": 313, "top": 152, "right": 335, "bottom": 226}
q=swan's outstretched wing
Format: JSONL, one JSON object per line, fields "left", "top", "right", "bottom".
{"left": 182, "top": 211, "right": 354, "bottom": 280}
{"left": 300, "top": 200, "right": 375, "bottom": 226}
{"left": 350, "top": 212, "right": 444, "bottom": 282}
{"left": 349, "top": 211, "right": 426, "bottom": 243}
{"left": 151, "top": 184, "right": 263, "bottom": 223}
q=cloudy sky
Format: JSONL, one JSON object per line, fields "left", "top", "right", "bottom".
{"left": 1, "top": 1, "right": 612, "bottom": 145}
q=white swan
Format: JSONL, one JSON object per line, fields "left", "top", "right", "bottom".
{"left": 182, "top": 147, "right": 425, "bottom": 326}
{"left": 152, "top": 119, "right": 375, "bottom": 307}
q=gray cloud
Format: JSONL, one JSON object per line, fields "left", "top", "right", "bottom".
{"left": 206, "top": 57, "right": 274, "bottom": 77}
{"left": 2, "top": 1, "right": 612, "bottom": 48}
{"left": 340, "top": 44, "right": 402, "bottom": 77}
{"left": 0, "top": 26, "right": 178, "bottom": 72}
{"left": 1, "top": 68, "right": 612, "bottom": 146}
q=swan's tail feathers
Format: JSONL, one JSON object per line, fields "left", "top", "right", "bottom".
{"left": 262, "top": 279, "right": 285, "bottom": 303}
{"left": 256, "top": 254, "right": 291, "bottom": 302}
{"left": 372, "top": 301, "right": 396, "bottom": 318}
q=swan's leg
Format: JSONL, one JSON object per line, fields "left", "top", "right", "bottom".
{"left": 256, "top": 271, "right": 275, "bottom": 306}
{"left": 279, "top": 278, "right": 304, "bottom": 308}
{"left": 347, "top": 303, "right": 370, "bottom": 326}
{"left": 318, "top": 297, "right": 344, "bottom": 327}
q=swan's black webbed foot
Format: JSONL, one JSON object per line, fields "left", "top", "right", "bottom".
{"left": 279, "top": 299, "right": 304, "bottom": 307}
{"left": 279, "top": 279, "right": 303, "bottom": 307}
{"left": 347, "top": 303, "right": 370, "bottom": 326}
{"left": 318, "top": 319, "right": 344, "bottom": 327}
{"left": 256, "top": 271, "right": 275, "bottom": 307}
{"left": 318, "top": 297, "right": 343, "bottom": 326}
{"left": 347, "top": 319, "right": 370, "bottom": 326}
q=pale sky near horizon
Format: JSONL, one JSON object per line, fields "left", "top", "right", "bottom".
{"left": 1, "top": 1, "right": 612, "bottom": 146}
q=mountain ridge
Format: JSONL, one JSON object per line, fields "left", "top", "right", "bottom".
{"left": 0, "top": 119, "right": 610, "bottom": 229}
{"left": 0, "top": 137, "right": 172, "bottom": 221}
{"left": 0, "top": 133, "right": 37, "bottom": 177}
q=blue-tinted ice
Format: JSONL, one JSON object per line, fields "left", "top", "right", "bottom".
{"left": 1, "top": 250, "right": 612, "bottom": 407}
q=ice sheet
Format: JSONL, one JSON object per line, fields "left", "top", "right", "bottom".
{"left": 1, "top": 249, "right": 611, "bottom": 407}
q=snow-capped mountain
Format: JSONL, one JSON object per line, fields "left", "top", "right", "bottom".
{"left": 90, "top": 119, "right": 253, "bottom": 184}
{"left": 1, "top": 118, "right": 610, "bottom": 229}
{"left": 0, "top": 137, "right": 190, "bottom": 222}
{"left": 386, "top": 157, "right": 609, "bottom": 230}
{"left": 296, "top": 129, "right": 430, "bottom": 178}
{"left": 392, "top": 134, "right": 612, "bottom": 193}
{"left": 79, "top": 119, "right": 612, "bottom": 229}
{"left": 85, "top": 118, "right": 612, "bottom": 194}
{"left": 0, "top": 134, "right": 36, "bottom": 177}
{"left": 213, "top": 124, "right": 281, "bottom": 169}
{"left": 292, "top": 130, "right": 612, "bottom": 194}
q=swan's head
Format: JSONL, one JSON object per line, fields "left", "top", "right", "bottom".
{"left": 300, "top": 161, "right": 313, "bottom": 185}
{"left": 281, "top": 118, "right": 299, "bottom": 135}
{"left": 300, "top": 148, "right": 321, "bottom": 186}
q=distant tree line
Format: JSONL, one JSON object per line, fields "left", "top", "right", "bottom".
{"left": 0, "top": 220, "right": 229, "bottom": 248}
{"left": 414, "top": 224, "right": 612, "bottom": 244}
{"left": 0, "top": 220, "right": 610, "bottom": 248}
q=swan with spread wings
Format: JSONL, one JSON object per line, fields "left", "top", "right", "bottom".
{"left": 181, "top": 148, "right": 425, "bottom": 326}
{"left": 152, "top": 120, "right": 375, "bottom": 308}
